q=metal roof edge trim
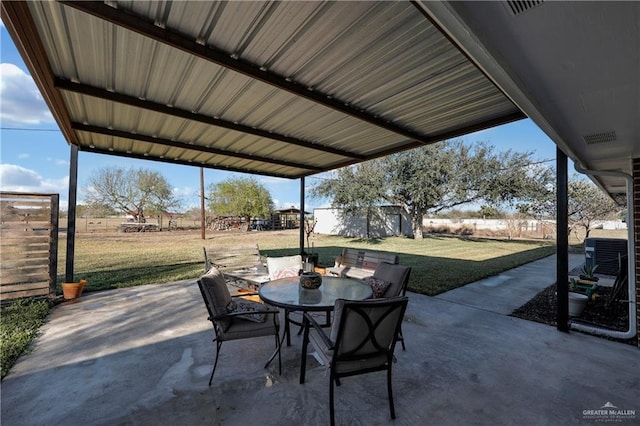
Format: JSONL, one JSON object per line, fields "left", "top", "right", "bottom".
{"left": 1, "top": 1, "right": 77, "bottom": 146}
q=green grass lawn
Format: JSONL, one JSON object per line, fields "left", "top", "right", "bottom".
{"left": 52, "top": 230, "right": 558, "bottom": 296}
{"left": 1, "top": 299, "right": 51, "bottom": 379}
{"left": 264, "top": 234, "right": 557, "bottom": 295}
{"left": 3, "top": 229, "right": 558, "bottom": 380}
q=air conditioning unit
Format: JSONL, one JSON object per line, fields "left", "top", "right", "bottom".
{"left": 584, "top": 238, "right": 627, "bottom": 276}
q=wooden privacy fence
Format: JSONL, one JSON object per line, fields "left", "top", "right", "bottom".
{"left": 1, "top": 192, "right": 59, "bottom": 302}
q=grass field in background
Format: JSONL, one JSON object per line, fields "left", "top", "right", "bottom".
{"left": 58, "top": 228, "right": 563, "bottom": 296}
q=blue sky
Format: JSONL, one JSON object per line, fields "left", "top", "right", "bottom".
{"left": 1, "top": 23, "right": 560, "bottom": 212}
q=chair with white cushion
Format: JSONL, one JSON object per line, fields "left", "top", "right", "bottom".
{"left": 266, "top": 254, "right": 303, "bottom": 280}
{"left": 266, "top": 254, "right": 303, "bottom": 346}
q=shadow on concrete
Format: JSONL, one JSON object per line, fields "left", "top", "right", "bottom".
{"left": 3, "top": 257, "right": 638, "bottom": 425}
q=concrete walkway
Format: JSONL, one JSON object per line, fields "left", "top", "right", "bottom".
{"left": 434, "top": 253, "right": 584, "bottom": 314}
{"left": 2, "top": 254, "right": 638, "bottom": 425}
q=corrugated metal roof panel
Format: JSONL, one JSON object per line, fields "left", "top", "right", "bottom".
{"left": 16, "top": 0, "right": 523, "bottom": 179}
{"left": 63, "top": 91, "right": 351, "bottom": 167}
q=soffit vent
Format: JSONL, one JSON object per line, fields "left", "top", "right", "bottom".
{"left": 507, "top": 1, "right": 544, "bottom": 16}
{"left": 583, "top": 130, "right": 617, "bottom": 145}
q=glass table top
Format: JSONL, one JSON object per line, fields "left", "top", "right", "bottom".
{"left": 258, "top": 276, "right": 372, "bottom": 310}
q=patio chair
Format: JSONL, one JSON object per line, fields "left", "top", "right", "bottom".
{"left": 607, "top": 254, "right": 628, "bottom": 315}
{"left": 266, "top": 255, "right": 303, "bottom": 346}
{"left": 266, "top": 254, "right": 303, "bottom": 280}
{"left": 197, "top": 267, "right": 281, "bottom": 386}
{"left": 300, "top": 296, "right": 409, "bottom": 426}
{"left": 367, "top": 262, "right": 411, "bottom": 350}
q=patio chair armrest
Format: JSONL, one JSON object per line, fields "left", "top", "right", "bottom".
{"left": 303, "top": 312, "right": 333, "bottom": 349}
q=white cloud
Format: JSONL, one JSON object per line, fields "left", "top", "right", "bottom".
{"left": 172, "top": 186, "right": 200, "bottom": 210}
{"left": 258, "top": 176, "right": 291, "bottom": 186}
{"left": 18, "top": 153, "right": 30, "bottom": 159}
{"left": 0, "top": 164, "right": 68, "bottom": 207}
{"left": 42, "top": 157, "right": 69, "bottom": 167}
{"left": 0, "top": 63, "right": 54, "bottom": 125}
{"left": 172, "top": 186, "right": 197, "bottom": 198}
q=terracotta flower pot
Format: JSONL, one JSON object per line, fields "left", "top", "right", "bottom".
{"left": 62, "top": 282, "right": 84, "bottom": 300}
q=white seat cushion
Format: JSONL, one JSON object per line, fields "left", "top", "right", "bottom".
{"left": 267, "top": 255, "right": 303, "bottom": 280}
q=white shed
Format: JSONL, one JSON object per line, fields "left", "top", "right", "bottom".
{"left": 313, "top": 206, "right": 412, "bottom": 238}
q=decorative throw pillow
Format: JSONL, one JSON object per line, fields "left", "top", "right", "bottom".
{"left": 227, "top": 299, "right": 267, "bottom": 323}
{"left": 272, "top": 266, "right": 300, "bottom": 280}
{"left": 363, "top": 276, "right": 391, "bottom": 299}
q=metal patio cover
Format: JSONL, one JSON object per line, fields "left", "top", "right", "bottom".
{"left": 2, "top": 1, "right": 524, "bottom": 180}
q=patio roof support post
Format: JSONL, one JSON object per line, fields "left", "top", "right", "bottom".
{"left": 300, "top": 177, "right": 305, "bottom": 256}
{"left": 556, "top": 147, "right": 569, "bottom": 331}
{"left": 200, "top": 167, "right": 205, "bottom": 240}
{"left": 65, "top": 144, "right": 79, "bottom": 283}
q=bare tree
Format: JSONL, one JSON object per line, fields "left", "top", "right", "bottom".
{"left": 518, "top": 175, "right": 623, "bottom": 241}
{"left": 568, "top": 179, "right": 620, "bottom": 240}
{"left": 84, "top": 167, "right": 180, "bottom": 223}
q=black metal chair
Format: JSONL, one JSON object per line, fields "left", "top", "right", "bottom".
{"left": 369, "top": 262, "right": 411, "bottom": 350}
{"left": 300, "top": 296, "right": 409, "bottom": 426}
{"left": 197, "top": 267, "right": 281, "bottom": 385}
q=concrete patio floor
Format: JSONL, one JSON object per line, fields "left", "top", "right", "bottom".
{"left": 2, "top": 254, "right": 638, "bottom": 425}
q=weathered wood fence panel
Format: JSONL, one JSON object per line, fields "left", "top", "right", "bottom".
{"left": 203, "top": 244, "right": 261, "bottom": 273}
{"left": 1, "top": 192, "right": 59, "bottom": 302}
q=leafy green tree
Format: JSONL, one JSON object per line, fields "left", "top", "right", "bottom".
{"left": 84, "top": 167, "right": 179, "bottom": 222}
{"left": 479, "top": 205, "right": 501, "bottom": 218}
{"left": 208, "top": 177, "right": 273, "bottom": 220}
{"left": 312, "top": 140, "right": 553, "bottom": 239}
{"left": 318, "top": 161, "right": 387, "bottom": 238}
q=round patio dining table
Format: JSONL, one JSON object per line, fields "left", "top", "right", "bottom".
{"left": 259, "top": 275, "right": 372, "bottom": 310}
{"left": 258, "top": 275, "right": 373, "bottom": 346}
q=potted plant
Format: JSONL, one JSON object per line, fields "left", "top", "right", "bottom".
{"left": 568, "top": 278, "right": 589, "bottom": 317}
{"left": 579, "top": 263, "right": 599, "bottom": 283}
{"left": 303, "top": 219, "right": 319, "bottom": 267}
{"left": 575, "top": 264, "right": 599, "bottom": 299}
{"left": 62, "top": 278, "right": 87, "bottom": 300}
